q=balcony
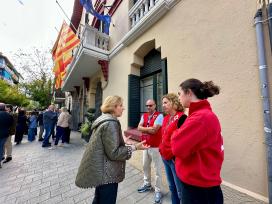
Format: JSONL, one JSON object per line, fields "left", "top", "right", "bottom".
{"left": 62, "top": 25, "right": 110, "bottom": 91}
{"left": 112, "top": 0, "right": 180, "bottom": 48}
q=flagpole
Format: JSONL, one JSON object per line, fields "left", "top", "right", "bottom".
{"left": 55, "top": 0, "right": 77, "bottom": 32}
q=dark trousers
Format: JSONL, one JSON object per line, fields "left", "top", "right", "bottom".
{"left": 64, "top": 128, "right": 71, "bottom": 143}
{"left": 0, "top": 137, "right": 7, "bottom": 160}
{"left": 55, "top": 126, "right": 65, "bottom": 145}
{"left": 180, "top": 181, "right": 223, "bottom": 204}
{"left": 92, "top": 183, "right": 118, "bottom": 204}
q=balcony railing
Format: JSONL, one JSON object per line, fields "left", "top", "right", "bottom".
{"left": 129, "top": 0, "right": 159, "bottom": 28}
{"left": 81, "top": 24, "right": 110, "bottom": 51}
{"left": 63, "top": 24, "right": 110, "bottom": 87}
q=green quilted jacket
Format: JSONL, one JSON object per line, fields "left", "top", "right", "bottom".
{"left": 75, "top": 113, "right": 132, "bottom": 188}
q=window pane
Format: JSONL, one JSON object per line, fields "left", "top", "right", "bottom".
{"left": 156, "top": 72, "right": 163, "bottom": 112}
{"left": 140, "top": 76, "right": 153, "bottom": 112}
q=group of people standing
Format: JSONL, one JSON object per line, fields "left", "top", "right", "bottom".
{"left": 41, "top": 105, "right": 72, "bottom": 149}
{"left": 75, "top": 78, "right": 224, "bottom": 204}
{"left": 0, "top": 103, "right": 73, "bottom": 169}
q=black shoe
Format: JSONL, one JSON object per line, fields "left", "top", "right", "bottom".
{"left": 3, "top": 157, "right": 12, "bottom": 163}
{"left": 38, "top": 138, "right": 44, "bottom": 141}
{"left": 138, "top": 184, "right": 152, "bottom": 193}
{"left": 42, "top": 143, "right": 52, "bottom": 148}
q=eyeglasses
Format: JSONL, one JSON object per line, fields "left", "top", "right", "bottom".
{"left": 145, "top": 104, "right": 154, "bottom": 107}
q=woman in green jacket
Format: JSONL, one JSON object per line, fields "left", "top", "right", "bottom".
{"left": 75, "top": 95, "right": 147, "bottom": 204}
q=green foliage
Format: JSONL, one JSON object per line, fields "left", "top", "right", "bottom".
{"left": 80, "top": 122, "right": 91, "bottom": 136}
{"left": 21, "top": 73, "right": 52, "bottom": 108}
{"left": 26, "top": 100, "right": 41, "bottom": 110}
{"left": 11, "top": 47, "right": 54, "bottom": 109}
{"left": 80, "top": 108, "right": 96, "bottom": 142}
{"left": 0, "top": 79, "right": 29, "bottom": 106}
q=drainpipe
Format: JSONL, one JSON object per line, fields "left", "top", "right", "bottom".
{"left": 254, "top": 1, "right": 272, "bottom": 203}
{"left": 267, "top": 0, "right": 272, "bottom": 51}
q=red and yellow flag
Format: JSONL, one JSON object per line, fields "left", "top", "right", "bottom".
{"left": 52, "top": 21, "right": 80, "bottom": 89}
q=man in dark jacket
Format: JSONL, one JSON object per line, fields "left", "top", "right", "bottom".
{"left": 0, "top": 103, "right": 13, "bottom": 168}
{"left": 42, "top": 105, "right": 57, "bottom": 147}
{"left": 3, "top": 104, "right": 17, "bottom": 163}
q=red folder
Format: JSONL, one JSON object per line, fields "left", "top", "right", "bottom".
{"left": 124, "top": 128, "right": 142, "bottom": 142}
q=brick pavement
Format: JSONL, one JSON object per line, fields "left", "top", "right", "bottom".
{"left": 0, "top": 131, "right": 267, "bottom": 204}
{"left": 0, "top": 132, "right": 170, "bottom": 204}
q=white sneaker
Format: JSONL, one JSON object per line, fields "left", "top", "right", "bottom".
{"left": 154, "top": 192, "right": 162, "bottom": 204}
{"left": 58, "top": 143, "right": 64, "bottom": 147}
{"left": 48, "top": 146, "right": 57, "bottom": 150}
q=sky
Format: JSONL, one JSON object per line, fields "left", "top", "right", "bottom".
{"left": 0, "top": 0, "right": 75, "bottom": 55}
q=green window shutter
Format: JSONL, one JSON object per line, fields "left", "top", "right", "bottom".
{"left": 161, "top": 58, "right": 168, "bottom": 94}
{"left": 128, "top": 74, "right": 140, "bottom": 128}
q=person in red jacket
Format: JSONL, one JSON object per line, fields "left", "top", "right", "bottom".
{"left": 171, "top": 78, "right": 224, "bottom": 204}
{"left": 159, "top": 93, "right": 186, "bottom": 204}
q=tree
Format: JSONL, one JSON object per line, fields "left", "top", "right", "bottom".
{"left": 0, "top": 79, "right": 29, "bottom": 106}
{"left": 11, "top": 47, "right": 54, "bottom": 108}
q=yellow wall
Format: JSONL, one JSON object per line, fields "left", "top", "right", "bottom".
{"left": 105, "top": 0, "right": 269, "bottom": 197}
{"left": 108, "top": 0, "right": 130, "bottom": 49}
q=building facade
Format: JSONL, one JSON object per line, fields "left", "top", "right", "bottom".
{"left": 62, "top": 0, "right": 271, "bottom": 202}
{"left": 0, "top": 53, "right": 21, "bottom": 85}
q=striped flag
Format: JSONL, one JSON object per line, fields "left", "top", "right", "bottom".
{"left": 52, "top": 21, "right": 80, "bottom": 89}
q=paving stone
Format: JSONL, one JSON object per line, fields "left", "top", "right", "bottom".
{"left": 0, "top": 132, "right": 267, "bottom": 204}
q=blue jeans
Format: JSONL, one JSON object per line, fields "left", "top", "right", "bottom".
{"left": 92, "top": 183, "right": 118, "bottom": 204}
{"left": 42, "top": 124, "right": 54, "bottom": 146}
{"left": 0, "top": 137, "right": 7, "bottom": 160}
{"left": 28, "top": 128, "right": 36, "bottom": 141}
{"left": 163, "top": 159, "right": 182, "bottom": 204}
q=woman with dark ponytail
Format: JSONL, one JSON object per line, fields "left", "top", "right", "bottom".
{"left": 171, "top": 78, "right": 224, "bottom": 204}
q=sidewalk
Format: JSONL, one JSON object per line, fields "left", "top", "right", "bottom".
{"left": 0, "top": 131, "right": 267, "bottom": 204}
{"left": 0, "top": 132, "right": 170, "bottom": 204}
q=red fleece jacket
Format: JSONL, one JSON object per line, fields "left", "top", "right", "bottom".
{"left": 159, "top": 111, "right": 184, "bottom": 160}
{"left": 171, "top": 100, "right": 224, "bottom": 187}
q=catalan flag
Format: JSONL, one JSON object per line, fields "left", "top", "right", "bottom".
{"left": 52, "top": 21, "right": 80, "bottom": 89}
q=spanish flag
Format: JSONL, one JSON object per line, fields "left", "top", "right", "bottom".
{"left": 52, "top": 21, "right": 80, "bottom": 89}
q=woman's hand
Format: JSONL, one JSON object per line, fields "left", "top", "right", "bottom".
{"left": 135, "top": 140, "right": 150, "bottom": 150}
{"left": 124, "top": 135, "right": 137, "bottom": 145}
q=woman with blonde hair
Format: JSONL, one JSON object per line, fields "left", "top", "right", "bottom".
{"left": 159, "top": 93, "right": 187, "bottom": 204}
{"left": 75, "top": 95, "right": 148, "bottom": 204}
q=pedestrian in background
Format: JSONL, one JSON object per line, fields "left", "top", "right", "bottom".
{"left": 14, "top": 109, "right": 27, "bottom": 145}
{"left": 42, "top": 105, "right": 57, "bottom": 148}
{"left": 28, "top": 111, "right": 37, "bottom": 142}
{"left": 37, "top": 110, "right": 44, "bottom": 141}
{"left": 172, "top": 78, "right": 224, "bottom": 204}
{"left": 49, "top": 107, "right": 70, "bottom": 149}
{"left": 159, "top": 93, "right": 186, "bottom": 204}
{"left": 0, "top": 103, "right": 13, "bottom": 168}
{"left": 75, "top": 96, "right": 148, "bottom": 204}
{"left": 3, "top": 104, "right": 17, "bottom": 163}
